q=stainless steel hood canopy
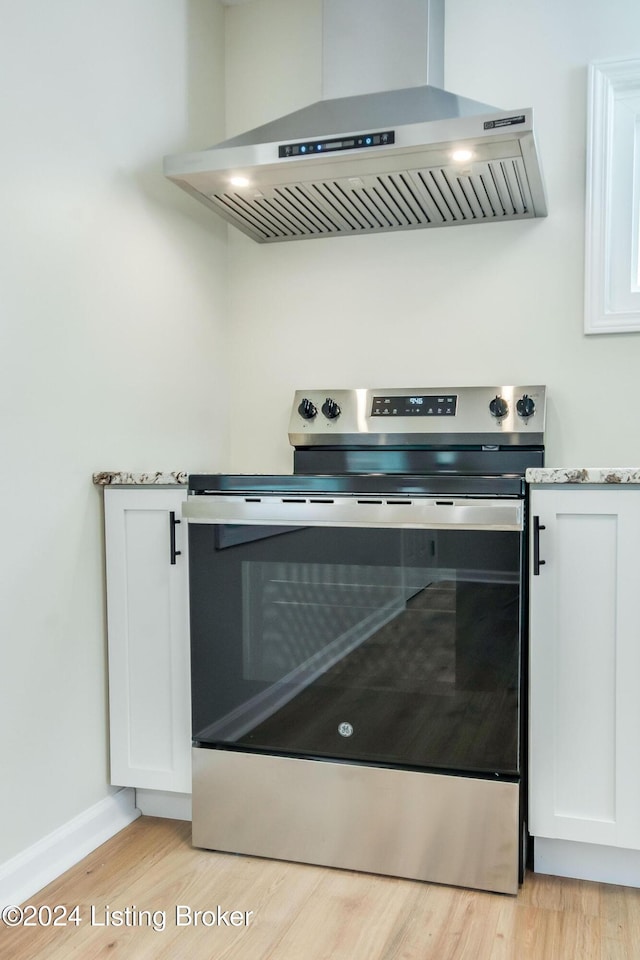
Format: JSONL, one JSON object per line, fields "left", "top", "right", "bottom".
{"left": 164, "top": 6, "right": 547, "bottom": 243}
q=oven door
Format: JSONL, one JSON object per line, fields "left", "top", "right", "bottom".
{"left": 185, "top": 494, "right": 524, "bottom": 778}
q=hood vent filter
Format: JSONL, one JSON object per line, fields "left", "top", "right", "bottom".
{"left": 209, "top": 156, "right": 531, "bottom": 242}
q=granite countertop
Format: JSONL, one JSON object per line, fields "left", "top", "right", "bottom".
{"left": 526, "top": 468, "right": 640, "bottom": 484}
{"left": 93, "top": 471, "right": 188, "bottom": 486}
{"left": 94, "top": 468, "right": 640, "bottom": 486}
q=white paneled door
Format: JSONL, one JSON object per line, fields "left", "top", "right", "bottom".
{"left": 104, "top": 488, "right": 191, "bottom": 793}
{"left": 529, "top": 487, "right": 640, "bottom": 849}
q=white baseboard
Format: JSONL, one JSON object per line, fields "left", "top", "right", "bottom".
{"left": 0, "top": 787, "right": 140, "bottom": 908}
{"left": 135, "top": 789, "right": 192, "bottom": 821}
{"left": 534, "top": 837, "right": 640, "bottom": 887}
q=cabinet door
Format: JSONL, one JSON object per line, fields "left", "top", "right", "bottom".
{"left": 529, "top": 488, "right": 640, "bottom": 848}
{"left": 105, "top": 488, "right": 190, "bottom": 792}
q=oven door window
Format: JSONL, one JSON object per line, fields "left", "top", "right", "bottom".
{"left": 189, "top": 522, "right": 523, "bottom": 776}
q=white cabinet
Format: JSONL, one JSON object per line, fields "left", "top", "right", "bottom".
{"left": 529, "top": 486, "right": 640, "bottom": 851}
{"left": 104, "top": 487, "right": 191, "bottom": 793}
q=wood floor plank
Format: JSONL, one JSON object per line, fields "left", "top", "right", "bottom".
{"left": 3, "top": 817, "right": 640, "bottom": 960}
{"left": 261, "top": 867, "right": 411, "bottom": 960}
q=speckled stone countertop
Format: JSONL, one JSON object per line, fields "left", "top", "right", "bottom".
{"left": 95, "top": 468, "right": 640, "bottom": 486}
{"left": 526, "top": 468, "right": 640, "bottom": 484}
{"left": 93, "top": 471, "right": 188, "bottom": 485}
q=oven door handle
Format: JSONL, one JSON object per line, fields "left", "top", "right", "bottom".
{"left": 182, "top": 496, "right": 524, "bottom": 532}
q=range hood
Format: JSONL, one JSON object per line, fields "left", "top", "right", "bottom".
{"left": 163, "top": 7, "right": 547, "bottom": 243}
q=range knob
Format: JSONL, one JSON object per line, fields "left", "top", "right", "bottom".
{"left": 516, "top": 394, "right": 536, "bottom": 419}
{"left": 298, "top": 398, "right": 317, "bottom": 420}
{"left": 489, "top": 395, "right": 509, "bottom": 419}
{"left": 321, "top": 397, "right": 341, "bottom": 420}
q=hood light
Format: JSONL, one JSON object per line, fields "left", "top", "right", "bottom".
{"left": 230, "top": 176, "right": 250, "bottom": 188}
{"left": 451, "top": 149, "right": 474, "bottom": 163}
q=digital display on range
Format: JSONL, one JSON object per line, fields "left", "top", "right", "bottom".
{"left": 371, "top": 395, "right": 458, "bottom": 417}
{"left": 279, "top": 131, "right": 395, "bottom": 159}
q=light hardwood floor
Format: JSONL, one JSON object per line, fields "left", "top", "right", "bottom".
{"left": 2, "top": 817, "right": 640, "bottom": 959}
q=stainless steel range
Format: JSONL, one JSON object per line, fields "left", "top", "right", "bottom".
{"left": 184, "top": 385, "right": 546, "bottom": 895}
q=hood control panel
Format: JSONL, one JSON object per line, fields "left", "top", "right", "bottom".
{"left": 279, "top": 130, "right": 394, "bottom": 159}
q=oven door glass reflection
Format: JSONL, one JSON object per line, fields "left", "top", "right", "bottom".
{"left": 189, "top": 522, "right": 523, "bottom": 776}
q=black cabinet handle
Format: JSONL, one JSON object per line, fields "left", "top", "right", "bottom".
{"left": 169, "top": 511, "right": 182, "bottom": 565}
{"left": 533, "top": 515, "right": 546, "bottom": 576}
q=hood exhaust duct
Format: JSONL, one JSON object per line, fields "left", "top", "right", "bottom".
{"left": 163, "top": 1, "right": 547, "bottom": 243}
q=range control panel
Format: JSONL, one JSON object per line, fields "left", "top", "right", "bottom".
{"left": 289, "top": 386, "right": 546, "bottom": 448}
{"left": 371, "top": 395, "right": 458, "bottom": 417}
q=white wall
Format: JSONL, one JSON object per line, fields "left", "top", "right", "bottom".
{"left": 0, "top": 0, "right": 228, "bottom": 864}
{"left": 224, "top": 0, "right": 640, "bottom": 472}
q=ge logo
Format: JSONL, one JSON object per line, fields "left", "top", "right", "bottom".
{"left": 338, "top": 722, "right": 354, "bottom": 737}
